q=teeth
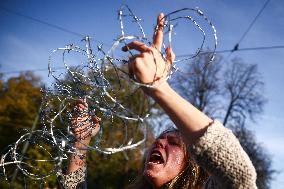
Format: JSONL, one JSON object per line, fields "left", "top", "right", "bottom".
{"left": 152, "top": 152, "right": 161, "bottom": 157}
{"left": 149, "top": 151, "right": 164, "bottom": 164}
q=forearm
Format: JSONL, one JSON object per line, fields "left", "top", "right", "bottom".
{"left": 67, "top": 140, "right": 90, "bottom": 174}
{"left": 149, "top": 82, "right": 213, "bottom": 144}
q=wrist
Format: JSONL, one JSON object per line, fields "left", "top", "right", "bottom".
{"left": 145, "top": 82, "right": 173, "bottom": 101}
{"left": 74, "top": 140, "right": 90, "bottom": 152}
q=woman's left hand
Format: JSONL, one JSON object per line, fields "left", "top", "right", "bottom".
{"left": 70, "top": 99, "right": 100, "bottom": 145}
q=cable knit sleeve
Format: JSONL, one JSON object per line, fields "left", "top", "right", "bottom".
{"left": 189, "top": 120, "right": 257, "bottom": 189}
{"left": 58, "top": 166, "right": 87, "bottom": 189}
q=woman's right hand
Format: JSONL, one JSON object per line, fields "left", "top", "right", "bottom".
{"left": 70, "top": 99, "right": 100, "bottom": 145}
{"left": 122, "top": 13, "right": 175, "bottom": 96}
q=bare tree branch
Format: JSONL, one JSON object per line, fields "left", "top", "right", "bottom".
{"left": 223, "top": 58, "right": 266, "bottom": 126}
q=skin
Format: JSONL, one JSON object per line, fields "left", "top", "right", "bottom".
{"left": 67, "top": 100, "right": 100, "bottom": 174}
{"left": 144, "top": 131, "right": 186, "bottom": 188}
{"left": 68, "top": 13, "right": 213, "bottom": 187}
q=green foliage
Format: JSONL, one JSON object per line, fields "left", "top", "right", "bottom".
{"left": 0, "top": 72, "right": 59, "bottom": 188}
{"left": 0, "top": 72, "right": 42, "bottom": 150}
{"left": 87, "top": 149, "right": 143, "bottom": 189}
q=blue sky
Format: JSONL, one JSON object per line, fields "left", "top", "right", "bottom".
{"left": 0, "top": 0, "right": 283, "bottom": 188}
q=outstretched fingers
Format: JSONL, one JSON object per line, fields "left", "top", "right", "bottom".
{"left": 122, "top": 41, "right": 150, "bottom": 53}
{"left": 70, "top": 99, "right": 101, "bottom": 140}
{"left": 153, "top": 13, "right": 165, "bottom": 51}
{"left": 127, "top": 54, "right": 139, "bottom": 80}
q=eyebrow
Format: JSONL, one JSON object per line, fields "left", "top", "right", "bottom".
{"left": 159, "top": 133, "right": 181, "bottom": 140}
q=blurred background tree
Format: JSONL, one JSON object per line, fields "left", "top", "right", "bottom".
{"left": 0, "top": 72, "right": 42, "bottom": 150}
{"left": 0, "top": 72, "right": 59, "bottom": 188}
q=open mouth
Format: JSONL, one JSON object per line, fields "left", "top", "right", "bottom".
{"left": 149, "top": 150, "right": 165, "bottom": 164}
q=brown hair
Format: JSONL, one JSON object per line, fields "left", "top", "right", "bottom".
{"left": 127, "top": 128, "right": 209, "bottom": 189}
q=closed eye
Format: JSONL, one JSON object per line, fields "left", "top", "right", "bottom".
{"left": 168, "top": 136, "right": 182, "bottom": 146}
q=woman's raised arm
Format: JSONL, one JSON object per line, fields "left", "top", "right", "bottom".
{"left": 123, "top": 13, "right": 212, "bottom": 145}
{"left": 124, "top": 13, "right": 257, "bottom": 188}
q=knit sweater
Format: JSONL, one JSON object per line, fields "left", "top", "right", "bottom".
{"left": 59, "top": 120, "right": 257, "bottom": 189}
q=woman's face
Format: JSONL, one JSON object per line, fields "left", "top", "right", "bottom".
{"left": 143, "top": 131, "right": 187, "bottom": 188}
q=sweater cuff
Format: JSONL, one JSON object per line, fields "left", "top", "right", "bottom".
{"left": 59, "top": 166, "right": 87, "bottom": 189}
